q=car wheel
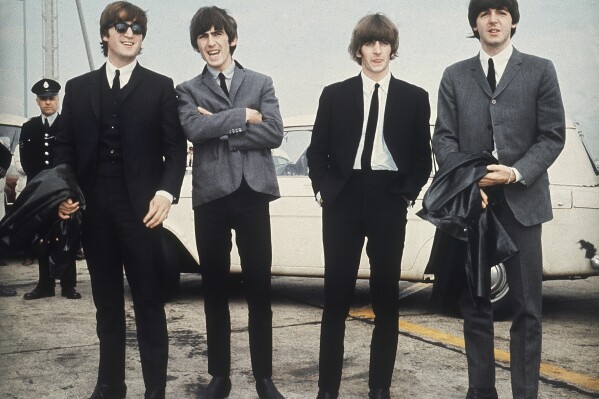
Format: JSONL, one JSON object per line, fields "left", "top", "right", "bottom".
{"left": 490, "top": 263, "right": 512, "bottom": 320}
{"left": 161, "top": 230, "right": 182, "bottom": 301}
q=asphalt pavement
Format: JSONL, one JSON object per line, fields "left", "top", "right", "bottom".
{"left": 1, "top": 258, "right": 598, "bottom": 398}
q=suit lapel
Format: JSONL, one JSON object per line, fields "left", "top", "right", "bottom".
{"left": 346, "top": 74, "right": 364, "bottom": 159}
{"left": 200, "top": 65, "right": 230, "bottom": 103}
{"left": 469, "top": 55, "right": 494, "bottom": 98}
{"left": 494, "top": 48, "right": 523, "bottom": 97}
{"left": 384, "top": 77, "right": 400, "bottom": 133}
{"left": 229, "top": 62, "right": 245, "bottom": 103}
{"left": 90, "top": 66, "right": 103, "bottom": 121}
{"left": 119, "top": 63, "right": 143, "bottom": 104}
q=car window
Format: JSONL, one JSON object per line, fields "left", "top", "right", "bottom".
{"left": 0, "top": 124, "right": 21, "bottom": 153}
{"left": 273, "top": 127, "right": 312, "bottom": 176}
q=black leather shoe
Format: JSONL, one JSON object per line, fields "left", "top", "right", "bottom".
{"left": 256, "top": 378, "right": 285, "bottom": 399}
{"left": 88, "top": 383, "right": 127, "bottom": 399}
{"left": 23, "top": 286, "right": 55, "bottom": 300}
{"left": 466, "top": 387, "right": 498, "bottom": 399}
{"left": 316, "top": 391, "right": 338, "bottom": 399}
{"left": 144, "top": 387, "right": 165, "bottom": 399}
{"left": 0, "top": 284, "right": 17, "bottom": 297}
{"left": 61, "top": 287, "right": 82, "bottom": 299}
{"left": 368, "top": 388, "right": 391, "bottom": 399}
{"left": 203, "top": 376, "right": 231, "bottom": 399}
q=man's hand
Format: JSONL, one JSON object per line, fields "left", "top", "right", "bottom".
{"left": 480, "top": 188, "right": 488, "bottom": 209}
{"left": 197, "top": 106, "right": 213, "bottom": 116}
{"left": 58, "top": 198, "right": 80, "bottom": 220}
{"left": 479, "top": 164, "right": 514, "bottom": 187}
{"left": 143, "top": 195, "right": 171, "bottom": 229}
{"left": 246, "top": 108, "right": 262, "bottom": 124}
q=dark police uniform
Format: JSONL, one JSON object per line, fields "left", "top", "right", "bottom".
{"left": 20, "top": 79, "right": 80, "bottom": 300}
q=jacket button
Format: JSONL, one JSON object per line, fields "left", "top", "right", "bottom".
{"left": 491, "top": 99, "right": 497, "bottom": 104}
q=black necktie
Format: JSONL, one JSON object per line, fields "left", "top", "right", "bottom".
{"left": 43, "top": 118, "right": 50, "bottom": 131}
{"left": 112, "top": 69, "right": 121, "bottom": 96}
{"left": 487, "top": 58, "right": 496, "bottom": 92}
{"left": 361, "top": 83, "right": 379, "bottom": 170}
{"left": 218, "top": 73, "right": 229, "bottom": 97}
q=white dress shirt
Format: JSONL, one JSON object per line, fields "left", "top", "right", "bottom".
{"left": 106, "top": 59, "right": 137, "bottom": 89}
{"left": 353, "top": 71, "right": 397, "bottom": 171}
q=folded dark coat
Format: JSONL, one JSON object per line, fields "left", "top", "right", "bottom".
{"left": 416, "top": 152, "right": 518, "bottom": 305}
{"left": 0, "top": 164, "right": 84, "bottom": 276}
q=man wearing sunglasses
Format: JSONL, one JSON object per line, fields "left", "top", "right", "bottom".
{"left": 55, "top": 2, "right": 187, "bottom": 399}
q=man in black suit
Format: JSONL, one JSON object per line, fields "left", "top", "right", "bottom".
{"left": 55, "top": 2, "right": 187, "bottom": 398}
{"left": 19, "top": 78, "right": 80, "bottom": 300}
{"left": 306, "top": 13, "right": 431, "bottom": 399}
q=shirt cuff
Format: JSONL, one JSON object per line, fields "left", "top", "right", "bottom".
{"left": 511, "top": 167, "right": 525, "bottom": 185}
{"left": 155, "top": 190, "right": 173, "bottom": 203}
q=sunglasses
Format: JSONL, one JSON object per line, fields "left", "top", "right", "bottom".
{"left": 111, "top": 22, "right": 145, "bottom": 35}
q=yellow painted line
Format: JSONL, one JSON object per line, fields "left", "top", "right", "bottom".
{"left": 349, "top": 307, "right": 599, "bottom": 393}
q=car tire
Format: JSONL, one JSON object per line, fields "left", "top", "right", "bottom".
{"left": 490, "top": 263, "right": 512, "bottom": 320}
{"left": 161, "top": 230, "right": 182, "bottom": 301}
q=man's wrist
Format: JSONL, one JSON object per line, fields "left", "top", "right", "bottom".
{"left": 155, "top": 190, "right": 173, "bottom": 203}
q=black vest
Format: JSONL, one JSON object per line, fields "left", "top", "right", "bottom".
{"left": 97, "top": 75, "right": 124, "bottom": 177}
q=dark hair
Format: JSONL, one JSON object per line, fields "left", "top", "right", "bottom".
{"left": 99, "top": 1, "right": 147, "bottom": 57}
{"left": 468, "top": 0, "right": 519, "bottom": 39}
{"left": 189, "top": 6, "right": 238, "bottom": 55}
{"left": 348, "top": 13, "right": 399, "bottom": 65}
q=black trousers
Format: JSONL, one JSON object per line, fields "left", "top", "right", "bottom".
{"left": 458, "top": 205, "right": 543, "bottom": 399}
{"left": 194, "top": 180, "right": 274, "bottom": 379}
{"left": 318, "top": 171, "right": 408, "bottom": 392}
{"left": 82, "top": 175, "right": 168, "bottom": 392}
{"left": 35, "top": 254, "right": 76, "bottom": 291}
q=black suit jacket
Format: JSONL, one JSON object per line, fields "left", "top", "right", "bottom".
{"left": 19, "top": 114, "right": 61, "bottom": 180}
{"left": 307, "top": 74, "right": 431, "bottom": 204}
{"left": 54, "top": 63, "right": 187, "bottom": 219}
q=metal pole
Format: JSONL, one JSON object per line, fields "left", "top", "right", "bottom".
{"left": 22, "top": 0, "right": 28, "bottom": 116}
{"left": 42, "top": 0, "right": 54, "bottom": 78}
{"left": 75, "top": 0, "right": 95, "bottom": 71}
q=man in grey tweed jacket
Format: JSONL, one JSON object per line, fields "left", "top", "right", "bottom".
{"left": 176, "top": 6, "right": 285, "bottom": 399}
{"left": 433, "top": 1, "right": 565, "bottom": 398}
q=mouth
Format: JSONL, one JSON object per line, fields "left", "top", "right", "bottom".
{"left": 121, "top": 41, "right": 135, "bottom": 47}
{"left": 207, "top": 50, "right": 220, "bottom": 56}
{"left": 488, "top": 28, "right": 500, "bottom": 34}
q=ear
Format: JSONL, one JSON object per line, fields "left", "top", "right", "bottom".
{"left": 355, "top": 50, "right": 362, "bottom": 59}
{"left": 230, "top": 36, "right": 238, "bottom": 47}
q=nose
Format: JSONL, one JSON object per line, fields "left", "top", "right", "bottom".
{"left": 489, "top": 10, "right": 499, "bottom": 22}
{"left": 373, "top": 41, "right": 382, "bottom": 53}
{"left": 207, "top": 33, "right": 216, "bottom": 46}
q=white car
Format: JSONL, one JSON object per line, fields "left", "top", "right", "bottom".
{"left": 163, "top": 115, "right": 599, "bottom": 312}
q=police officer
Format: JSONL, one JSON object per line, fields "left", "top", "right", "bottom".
{"left": 20, "top": 78, "right": 81, "bottom": 300}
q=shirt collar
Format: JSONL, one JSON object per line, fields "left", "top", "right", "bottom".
{"left": 480, "top": 44, "right": 513, "bottom": 77}
{"left": 207, "top": 60, "right": 236, "bottom": 80}
{"left": 361, "top": 71, "right": 391, "bottom": 95}
{"left": 42, "top": 112, "right": 58, "bottom": 125}
{"left": 106, "top": 59, "right": 138, "bottom": 87}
